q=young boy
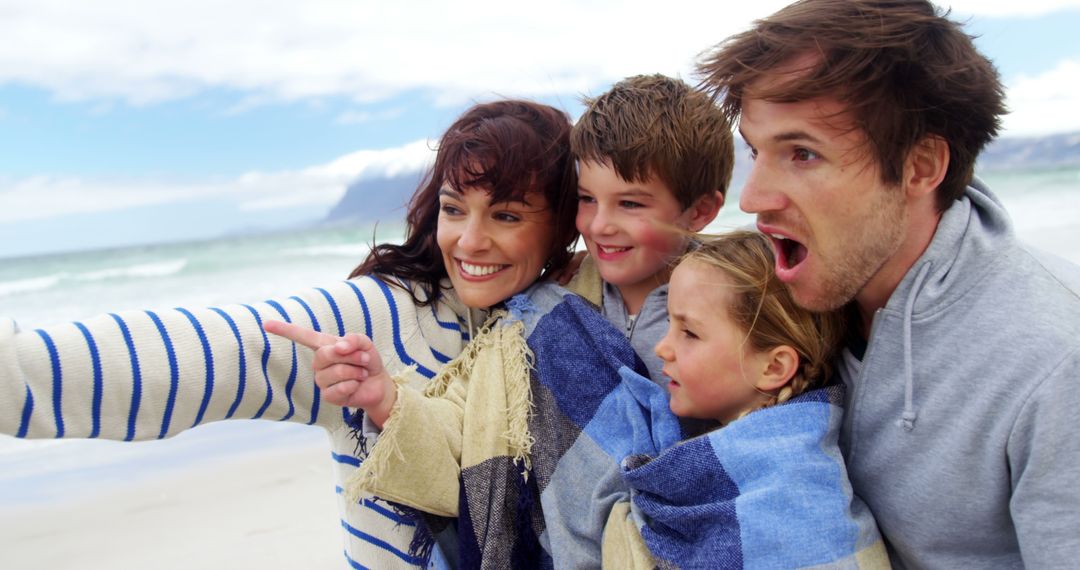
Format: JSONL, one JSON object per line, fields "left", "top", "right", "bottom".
{"left": 568, "top": 73, "right": 733, "bottom": 384}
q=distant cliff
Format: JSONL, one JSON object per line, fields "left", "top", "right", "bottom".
{"left": 325, "top": 131, "right": 1080, "bottom": 221}
{"left": 324, "top": 171, "right": 425, "bottom": 223}
{"left": 979, "top": 131, "right": 1080, "bottom": 171}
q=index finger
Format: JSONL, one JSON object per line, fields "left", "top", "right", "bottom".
{"left": 263, "top": 320, "right": 339, "bottom": 350}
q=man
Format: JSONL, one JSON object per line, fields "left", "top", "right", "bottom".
{"left": 698, "top": 1, "right": 1080, "bottom": 568}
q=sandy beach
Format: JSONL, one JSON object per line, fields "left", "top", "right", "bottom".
{"left": 0, "top": 440, "right": 344, "bottom": 569}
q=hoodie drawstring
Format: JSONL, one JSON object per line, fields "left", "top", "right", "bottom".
{"left": 899, "top": 262, "right": 932, "bottom": 431}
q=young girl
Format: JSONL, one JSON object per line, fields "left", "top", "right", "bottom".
{"left": 602, "top": 230, "right": 890, "bottom": 569}
{"left": 320, "top": 230, "right": 889, "bottom": 569}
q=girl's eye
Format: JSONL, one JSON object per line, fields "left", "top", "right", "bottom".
{"left": 577, "top": 194, "right": 595, "bottom": 204}
{"left": 793, "top": 148, "right": 820, "bottom": 162}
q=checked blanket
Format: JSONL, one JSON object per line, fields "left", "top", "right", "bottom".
{"left": 347, "top": 282, "right": 889, "bottom": 569}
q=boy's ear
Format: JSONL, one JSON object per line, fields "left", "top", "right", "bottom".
{"left": 752, "top": 345, "right": 798, "bottom": 393}
{"left": 685, "top": 190, "right": 725, "bottom": 232}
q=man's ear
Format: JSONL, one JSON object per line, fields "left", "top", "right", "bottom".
{"left": 905, "top": 135, "right": 950, "bottom": 201}
{"left": 685, "top": 190, "right": 725, "bottom": 232}
{"left": 752, "top": 345, "right": 798, "bottom": 393}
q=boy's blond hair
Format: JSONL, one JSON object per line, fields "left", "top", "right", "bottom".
{"left": 683, "top": 231, "right": 846, "bottom": 405}
{"left": 570, "top": 74, "right": 734, "bottom": 209}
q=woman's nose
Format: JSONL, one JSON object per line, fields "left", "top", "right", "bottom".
{"left": 457, "top": 215, "right": 492, "bottom": 253}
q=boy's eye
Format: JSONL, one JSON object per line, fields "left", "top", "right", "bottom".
{"left": 681, "top": 328, "right": 698, "bottom": 340}
{"left": 793, "top": 148, "right": 820, "bottom": 162}
{"left": 619, "top": 200, "right": 644, "bottom": 209}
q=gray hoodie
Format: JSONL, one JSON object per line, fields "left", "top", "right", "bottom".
{"left": 837, "top": 179, "right": 1080, "bottom": 569}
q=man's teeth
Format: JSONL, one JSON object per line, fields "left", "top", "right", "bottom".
{"left": 460, "top": 261, "right": 505, "bottom": 276}
{"left": 600, "top": 245, "right": 630, "bottom": 254}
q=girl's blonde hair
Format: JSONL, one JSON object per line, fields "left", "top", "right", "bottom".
{"left": 681, "top": 231, "right": 846, "bottom": 407}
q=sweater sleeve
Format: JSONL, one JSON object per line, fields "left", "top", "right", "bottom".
{"left": 0, "top": 276, "right": 454, "bottom": 441}
{"left": 1008, "top": 348, "right": 1080, "bottom": 567}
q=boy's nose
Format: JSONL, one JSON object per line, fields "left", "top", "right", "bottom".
{"left": 589, "top": 208, "right": 617, "bottom": 236}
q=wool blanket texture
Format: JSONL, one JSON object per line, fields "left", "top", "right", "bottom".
{"left": 349, "top": 283, "right": 888, "bottom": 569}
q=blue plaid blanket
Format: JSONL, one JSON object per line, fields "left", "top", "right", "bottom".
{"left": 510, "top": 286, "right": 887, "bottom": 568}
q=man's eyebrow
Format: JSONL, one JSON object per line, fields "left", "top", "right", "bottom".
{"left": 739, "top": 128, "right": 825, "bottom": 146}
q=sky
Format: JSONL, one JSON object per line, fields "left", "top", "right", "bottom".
{"left": 2, "top": 0, "right": 1080, "bottom": 259}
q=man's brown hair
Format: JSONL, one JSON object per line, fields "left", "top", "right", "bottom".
{"left": 696, "top": 0, "right": 1006, "bottom": 211}
{"left": 571, "top": 74, "right": 735, "bottom": 209}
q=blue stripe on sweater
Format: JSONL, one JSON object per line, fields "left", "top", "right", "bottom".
{"left": 318, "top": 287, "right": 346, "bottom": 336}
{"left": 362, "top": 499, "right": 417, "bottom": 526}
{"left": 265, "top": 300, "right": 297, "bottom": 421}
{"left": 241, "top": 305, "right": 274, "bottom": 420}
{"left": 72, "top": 322, "right": 104, "bottom": 438}
{"left": 341, "top": 520, "right": 423, "bottom": 565}
{"left": 176, "top": 308, "right": 215, "bottom": 428}
{"left": 108, "top": 313, "right": 142, "bottom": 441}
{"left": 33, "top": 330, "right": 63, "bottom": 437}
{"left": 332, "top": 452, "right": 362, "bottom": 467}
{"left": 290, "top": 295, "right": 322, "bottom": 425}
{"left": 145, "top": 311, "right": 180, "bottom": 439}
{"left": 17, "top": 384, "right": 34, "bottom": 438}
{"left": 210, "top": 308, "right": 246, "bottom": 419}
{"left": 344, "top": 281, "right": 374, "bottom": 339}
{"left": 431, "top": 304, "right": 460, "bottom": 332}
{"left": 373, "top": 278, "right": 435, "bottom": 379}
{"left": 344, "top": 551, "right": 371, "bottom": 570}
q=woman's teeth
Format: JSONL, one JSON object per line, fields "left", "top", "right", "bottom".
{"left": 460, "top": 261, "right": 506, "bottom": 276}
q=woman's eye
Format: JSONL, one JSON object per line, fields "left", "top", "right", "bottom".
{"left": 793, "top": 148, "right": 820, "bottom": 162}
{"left": 440, "top": 203, "right": 462, "bottom": 216}
{"left": 494, "top": 212, "right": 522, "bottom": 223}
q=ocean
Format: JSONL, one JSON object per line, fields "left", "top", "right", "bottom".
{"left": 1, "top": 166, "right": 1079, "bottom": 507}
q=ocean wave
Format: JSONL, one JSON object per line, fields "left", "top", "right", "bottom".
{"left": 279, "top": 244, "right": 371, "bottom": 258}
{"left": 74, "top": 259, "right": 188, "bottom": 282}
{"left": 0, "top": 275, "right": 63, "bottom": 297}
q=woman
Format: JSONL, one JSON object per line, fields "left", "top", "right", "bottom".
{"left": 0, "top": 100, "right": 578, "bottom": 569}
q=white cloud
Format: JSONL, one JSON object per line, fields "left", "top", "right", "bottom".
{"left": 947, "top": 0, "right": 1080, "bottom": 16}
{"left": 0, "top": 139, "right": 435, "bottom": 223}
{"left": 0, "top": 0, "right": 795, "bottom": 106}
{"left": 1002, "top": 59, "right": 1080, "bottom": 136}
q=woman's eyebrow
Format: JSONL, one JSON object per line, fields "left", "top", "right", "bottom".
{"left": 438, "top": 187, "right": 462, "bottom": 199}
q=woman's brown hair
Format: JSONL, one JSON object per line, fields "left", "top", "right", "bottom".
{"left": 349, "top": 100, "right": 578, "bottom": 306}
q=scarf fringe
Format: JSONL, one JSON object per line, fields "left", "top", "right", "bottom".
{"left": 343, "top": 369, "right": 412, "bottom": 504}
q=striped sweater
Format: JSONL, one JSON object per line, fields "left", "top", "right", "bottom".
{"left": 0, "top": 275, "right": 478, "bottom": 569}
